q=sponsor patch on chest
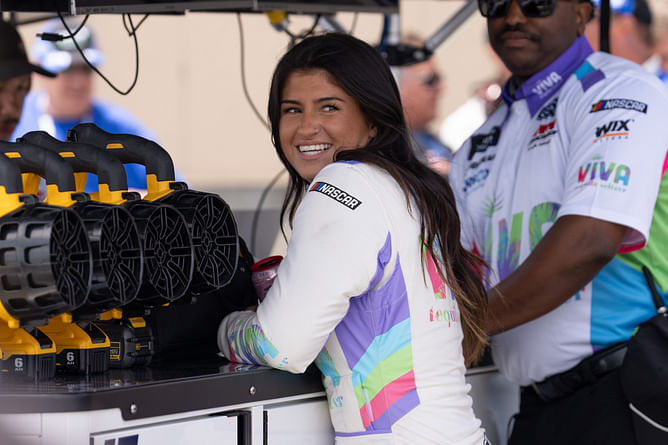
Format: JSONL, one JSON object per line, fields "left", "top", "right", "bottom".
{"left": 310, "top": 182, "right": 362, "bottom": 210}
{"left": 468, "top": 126, "right": 500, "bottom": 162}
{"left": 528, "top": 118, "right": 558, "bottom": 150}
{"left": 536, "top": 97, "right": 558, "bottom": 121}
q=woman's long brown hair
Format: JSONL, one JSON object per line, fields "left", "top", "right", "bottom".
{"left": 267, "top": 33, "right": 488, "bottom": 365}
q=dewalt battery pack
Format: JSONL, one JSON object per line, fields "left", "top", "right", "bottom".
{"left": 94, "top": 317, "right": 154, "bottom": 368}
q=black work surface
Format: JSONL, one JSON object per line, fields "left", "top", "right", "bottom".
{"left": 0, "top": 356, "right": 324, "bottom": 420}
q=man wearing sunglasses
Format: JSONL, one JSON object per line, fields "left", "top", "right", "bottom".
{"left": 398, "top": 35, "right": 453, "bottom": 176}
{"left": 449, "top": 0, "right": 668, "bottom": 443}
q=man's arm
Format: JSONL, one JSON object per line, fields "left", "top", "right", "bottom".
{"left": 486, "top": 214, "right": 626, "bottom": 335}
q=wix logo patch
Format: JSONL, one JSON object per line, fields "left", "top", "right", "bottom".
{"left": 594, "top": 119, "right": 633, "bottom": 141}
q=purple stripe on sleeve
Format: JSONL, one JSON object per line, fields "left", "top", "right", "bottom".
{"left": 333, "top": 233, "right": 391, "bottom": 368}
{"left": 335, "top": 254, "right": 411, "bottom": 370}
{"left": 368, "top": 232, "right": 392, "bottom": 289}
{"left": 361, "top": 263, "right": 410, "bottom": 338}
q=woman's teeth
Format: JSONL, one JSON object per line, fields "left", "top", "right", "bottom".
{"left": 298, "top": 143, "right": 331, "bottom": 153}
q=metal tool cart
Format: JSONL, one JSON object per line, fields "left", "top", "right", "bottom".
{"left": 0, "top": 359, "right": 518, "bottom": 444}
{"left": 0, "top": 357, "right": 333, "bottom": 445}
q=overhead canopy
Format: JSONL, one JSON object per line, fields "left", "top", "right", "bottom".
{"left": 0, "top": 0, "right": 398, "bottom": 15}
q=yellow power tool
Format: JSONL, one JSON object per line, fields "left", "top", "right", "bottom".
{"left": 0, "top": 141, "right": 93, "bottom": 378}
{"left": 19, "top": 131, "right": 153, "bottom": 369}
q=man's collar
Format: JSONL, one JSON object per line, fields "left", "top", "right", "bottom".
{"left": 501, "top": 36, "right": 594, "bottom": 116}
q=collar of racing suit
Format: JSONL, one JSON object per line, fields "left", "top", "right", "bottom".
{"left": 501, "top": 36, "right": 596, "bottom": 117}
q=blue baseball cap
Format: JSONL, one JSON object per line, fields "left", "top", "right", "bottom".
{"left": 32, "top": 18, "right": 104, "bottom": 74}
{"left": 591, "top": 0, "right": 652, "bottom": 24}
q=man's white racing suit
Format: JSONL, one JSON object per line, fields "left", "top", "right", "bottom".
{"left": 449, "top": 36, "right": 668, "bottom": 387}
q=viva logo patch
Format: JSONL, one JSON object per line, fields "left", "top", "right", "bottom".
{"left": 578, "top": 156, "right": 630, "bottom": 189}
{"left": 532, "top": 72, "right": 562, "bottom": 97}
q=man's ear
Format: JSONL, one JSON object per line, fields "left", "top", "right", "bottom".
{"left": 576, "top": 1, "right": 594, "bottom": 36}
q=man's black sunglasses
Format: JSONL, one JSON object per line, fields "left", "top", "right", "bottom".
{"left": 478, "top": 0, "right": 562, "bottom": 18}
{"left": 421, "top": 72, "right": 441, "bottom": 88}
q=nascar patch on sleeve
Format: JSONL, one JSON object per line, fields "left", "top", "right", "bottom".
{"left": 310, "top": 182, "right": 362, "bottom": 210}
{"left": 590, "top": 98, "right": 648, "bottom": 114}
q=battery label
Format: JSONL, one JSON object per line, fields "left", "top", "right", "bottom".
{"left": 110, "top": 341, "right": 121, "bottom": 361}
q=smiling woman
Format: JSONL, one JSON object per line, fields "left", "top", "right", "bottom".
{"left": 278, "top": 69, "right": 376, "bottom": 182}
{"left": 217, "top": 33, "right": 490, "bottom": 445}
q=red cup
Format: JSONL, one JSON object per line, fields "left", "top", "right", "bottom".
{"left": 251, "top": 256, "right": 283, "bottom": 302}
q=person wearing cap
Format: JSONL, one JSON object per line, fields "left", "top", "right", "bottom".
{"left": 585, "top": 0, "right": 654, "bottom": 65}
{"left": 449, "top": 0, "right": 668, "bottom": 443}
{"left": 11, "top": 18, "right": 160, "bottom": 193}
{"left": 0, "top": 20, "right": 55, "bottom": 141}
{"left": 646, "top": 0, "right": 668, "bottom": 87}
{"left": 397, "top": 34, "right": 453, "bottom": 177}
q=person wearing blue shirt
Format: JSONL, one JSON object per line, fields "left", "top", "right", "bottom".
{"left": 398, "top": 35, "right": 453, "bottom": 177}
{"left": 585, "top": 0, "right": 668, "bottom": 89}
{"left": 647, "top": 0, "right": 668, "bottom": 88}
{"left": 584, "top": 0, "right": 654, "bottom": 66}
{"left": 11, "top": 18, "right": 163, "bottom": 193}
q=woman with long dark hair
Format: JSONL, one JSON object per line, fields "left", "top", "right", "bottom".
{"left": 218, "top": 33, "right": 489, "bottom": 444}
